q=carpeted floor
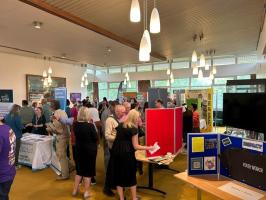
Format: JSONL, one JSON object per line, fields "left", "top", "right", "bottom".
{"left": 10, "top": 145, "right": 218, "bottom": 200}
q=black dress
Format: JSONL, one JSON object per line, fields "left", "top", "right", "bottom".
{"left": 73, "top": 122, "right": 98, "bottom": 177}
{"left": 111, "top": 123, "right": 138, "bottom": 187}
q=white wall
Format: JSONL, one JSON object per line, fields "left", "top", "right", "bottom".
{"left": 0, "top": 52, "right": 90, "bottom": 104}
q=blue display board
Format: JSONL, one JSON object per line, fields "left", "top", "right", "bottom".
{"left": 187, "top": 133, "right": 218, "bottom": 175}
{"left": 219, "top": 134, "right": 266, "bottom": 191}
{"left": 54, "top": 87, "right": 67, "bottom": 110}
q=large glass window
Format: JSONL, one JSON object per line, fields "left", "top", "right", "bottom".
{"left": 213, "top": 56, "right": 235, "bottom": 66}
{"left": 109, "top": 82, "right": 120, "bottom": 89}
{"left": 213, "top": 86, "right": 226, "bottom": 111}
{"left": 172, "top": 61, "right": 189, "bottom": 69}
{"left": 124, "top": 81, "right": 138, "bottom": 92}
{"left": 137, "top": 64, "right": 152, "bottom": 72}
{"left": 108, "top": 67, "right": 121, "bottom": 74}
{"left": 86, "top": 68, "right": 94, "bottom": 75}
{"left": 171, "top": 78, "right": 189, "bottom": 88}
{"left": 237, "top": 55, "right": 257, "bottom": 64}
{"left": 153, "top": 62, "right": 169, "bottom": 71}
{"left": 237, "top": 75, "right": 251, "bottom": 80}
{"left": 154, "top": 80, "right": 169, "bottom": 87}
{"left": 214, "top": 77, "right": 234, "bottom": 85}
{"left": 98, "top": 82, "right": 108, "bottom": 100}
{"left": 191, "top": 78, "right": 212, "bottom": 87}
{"left": 122, "top": 66, "right": 136, "bottom": 73}
{"left": 108, "top": 89, "right": 118, "bottom": 100}
{"left": 96, "top": 68, "right": 107, "bottom": 76}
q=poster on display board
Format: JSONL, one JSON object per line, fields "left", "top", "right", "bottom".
{"left": 187, "top": 133, "right": 218, "bottom": 175}
{"left": 185, "top": 88, "right": 213, "bottom": 132}
{"left": 54, "top": 87, "right": 67, "bottom": 110}
{"left": 70, "top": 93, "right": 81, "bottom": 103}
{"left": 219, "top": 134, "right": 266, "bottom": 191}
{"left": 0, "top": 90, "right": 13, "bottom": 118}
{"left": 145, "top": 107, "right": 183, "bottom": 158}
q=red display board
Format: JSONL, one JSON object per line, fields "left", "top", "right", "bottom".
{"left": 146, "top": 108, "right": 183, "bottom": 157}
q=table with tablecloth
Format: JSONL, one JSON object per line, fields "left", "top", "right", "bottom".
{"left": 18, "top": 133, "right": 61, "bottom": 173}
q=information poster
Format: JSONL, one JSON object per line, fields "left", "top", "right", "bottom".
{"left": 0, "top": 89, "right": 13, "bottom": 118}
{"left": 188, "top": 133, "right": 218, "bottom": 175}
{"left": 54, "top": 87, "right": 67, "bottom": 110}
{"left": 70, "top": 93, "right": 81, "bottom": 103}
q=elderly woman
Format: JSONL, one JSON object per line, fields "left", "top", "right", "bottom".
{"left": 72, "top": 106, "right": 98, "bottom": 199}
{"left": 111, "top": 109, "right": 154, "bottom": 200}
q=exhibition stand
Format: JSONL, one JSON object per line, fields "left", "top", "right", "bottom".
{"left": 178, "top": 132, "right": 266, "bottom": 200}
{"left": 18, "top": 133, "right": 53, "bottom": 171}
{"left": 137, "top": 107, "right": 183, "bottom": 195}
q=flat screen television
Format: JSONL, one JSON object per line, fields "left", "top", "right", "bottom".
{"left": 223, "top": 93, "right": 266, "bottom": 133}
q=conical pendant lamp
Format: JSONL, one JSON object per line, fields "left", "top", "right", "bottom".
{"left": 150, "top": 7, "right": 160, "bottom": 33}
{"left": 130, "top": 0, "right": 141, "bottom": 22}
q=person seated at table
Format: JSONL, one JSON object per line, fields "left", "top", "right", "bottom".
{"left": 26, "top": 107, "right": 47, "bottom": 135}
{"left": 72, "top": 106, "right": 98, "bottom": 199}
{"left": 110, "top": 109, "right": 154, "bottom": 200}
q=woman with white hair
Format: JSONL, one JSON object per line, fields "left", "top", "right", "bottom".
{"left": 111, "top": 109, "right": 154, "bottom": 200}
{"left": 72, "top": 106, "right": 98, "bottom": 199}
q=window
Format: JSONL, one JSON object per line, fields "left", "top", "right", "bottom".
{"left": 122, "top": 66, "right": 136, "bottom": 73}
{"left": 96, "top": 68, "right": 107, "bottom": 76}
{"left": 124, "top": 81, "right": 138, "bottom": 92}
{"left": 98, "top": 82, "right": 108, "bottom": 101}
{"left": 108, "top": 67, "right": 121, "bottom": 74}
{"left": 171, "top": 78, "right": 189, "bottom": 88}
{"left": 172, "top": 61, "right": 189, "bottom": 69}
{"left": 108, "top": 89, "right": 118, "bottom": 100}
{"left": 109, "top": 82, "right": 120, "bottom": 89}
{"left": 213, "top": 86, "right": 226, "bottom": 111}
{"left": 214, "top": 77, "right": 234, "bottom": 85}
{"left": 86, "top": 68, "right": 94, "bottom": 75}
{"left": 191, "top": 78, "right": 212, "bottom": 87}
{"left": 154, "top": 80, "right": 169, "bottom": 87}
{"left": 213, "top": 56, "right": 235, "bottom": 66}
{"left": 153, "top": 62, "right": 169, "bottom": 71}
{"left": 237, "top": 75, "right": 251, "bottom": 80}
{"left": 237, "top": 55, "right": 257, "bottom": 64}
{"left": 87, "top": 82, "right": 93, "bottom": 100}
{"left": 137, "top": 64, "right": 152, "bottom": 72}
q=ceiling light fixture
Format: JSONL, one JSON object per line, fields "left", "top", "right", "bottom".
{"left": 130, "top": 0, "right": 141, "bottom": 22}
{"left": 150, "top": 0, "right": 160, "bottom": 34}
{"left": 33, "top": 21, "right": 43, "bottom": 29}
{"left": 198, "top": 68, "right": 203, "bottom": 79}
{"left": 199, "top": 54, "right": 206, "bottom": 67}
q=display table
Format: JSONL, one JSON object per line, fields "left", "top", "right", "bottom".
{"left": 135, "top": 150, "right": 180, "bottom": 195}
{"left": 174, "top": 172, "right": 266, "bottom": 200}
{"left": 18, "top": 133, "right": 53, "bottom": 171}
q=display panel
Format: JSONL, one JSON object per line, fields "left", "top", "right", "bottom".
{"left": 223, "top": 93, "right": 266, "bottom": 133}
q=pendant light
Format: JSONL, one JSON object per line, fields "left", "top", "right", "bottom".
{"left": 170, "top": 78, "right": 174, "bottom": 83}
{"left": 192, "top": 50, "right": 197, "bottom": 62}
{"left": 209, "top": 71, "right": 214, "bottom": 80}
{"left": 205, "top": 64, "right": 210, "bottom": 70}
{"left": 200, "top": 54, "right": 206, "bottom": 67}
{"left": 85, "top": 79, "right": 88, "bottom": 86}
{"left": 198, "top": 69, "right": 203, "bottom": 79}
{"left": 47, "top": 75, "right": 52, "bottom": 84}
{"left": 48, "top": 67, "right": 52, "bottom": 74}
{"left": 170, "top": 72, "right": 174, "bottom": 80}
{"left": 139, "top": 0, "right": 150, "bottom": 62}
{"left": 130, "top": 0, "right": 141, "bottom": 22}
{"left": 43, "top": 79, "right": 48, "bottom": 87}
{"left": 150, "top": 0, "right": 160, "bottom": 34}
{"left": 42, "top": 70, "right": 47, "bottom": 78}
{"left": 193, "top": 67, "right": 198, "bottom": 75}
{"left": 81, "top": 76, "right": 85, "bottom": 82}
{"left": 166, "top": 68, "right": 170, "bottom": 75}
{"left": 213, "top": 66, "right": 217, "bottom": 75}
{"left": 166, "top": 80, "right": 170, "bottom": 86}
{"left": 81, "top": 82, "right": 84, "bottom": 88}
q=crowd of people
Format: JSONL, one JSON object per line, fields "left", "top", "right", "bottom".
{"left": 0, "top": 95, "right": 200, "bottom": 200}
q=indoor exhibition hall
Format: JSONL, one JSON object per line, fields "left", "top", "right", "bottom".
{"left": 0, "top": 0, "right": 266, "bottom": 200}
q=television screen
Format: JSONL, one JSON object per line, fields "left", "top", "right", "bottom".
{"left": 223, "top": 93, "right": 266, "bottom": 133}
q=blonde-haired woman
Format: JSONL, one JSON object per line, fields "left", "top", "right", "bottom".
{"left": 72, "top": 106, "right": 98, "bottom": 199}
{"left": 111, "top": 109, "right": 154, "bottom": 200}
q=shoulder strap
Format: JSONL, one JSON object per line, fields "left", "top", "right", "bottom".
{"left": 108, "top": 115, "right": 119, "bottom": 124}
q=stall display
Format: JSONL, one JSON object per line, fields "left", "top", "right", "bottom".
{"left": 185, "top": 88, "right": 213, "bottom": 132}
{"left": 54, "top": 87, "right": 67, "bottom": 110}
{"left": 187, "top": 133, "right": 218, "bottom": 175}
{"left": 18, "top": 133, "right": 53, "bottom": 171}
{"left": 145, "top": 107, "right": 183, "bottom": 158}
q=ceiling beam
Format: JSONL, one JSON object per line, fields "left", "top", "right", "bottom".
{"left": 19, "top": 0, "right": 166, "bottom": 61}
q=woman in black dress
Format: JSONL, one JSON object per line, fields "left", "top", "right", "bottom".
{"left": 72, "top": 106, "right": 98, "bottom": 199}
{"left": 111, "top": 109, "right": 154, "bottom": 200}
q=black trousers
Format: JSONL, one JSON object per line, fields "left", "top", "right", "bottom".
{"left": 0, "top": 180, "right": 14, "bottom": 200}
